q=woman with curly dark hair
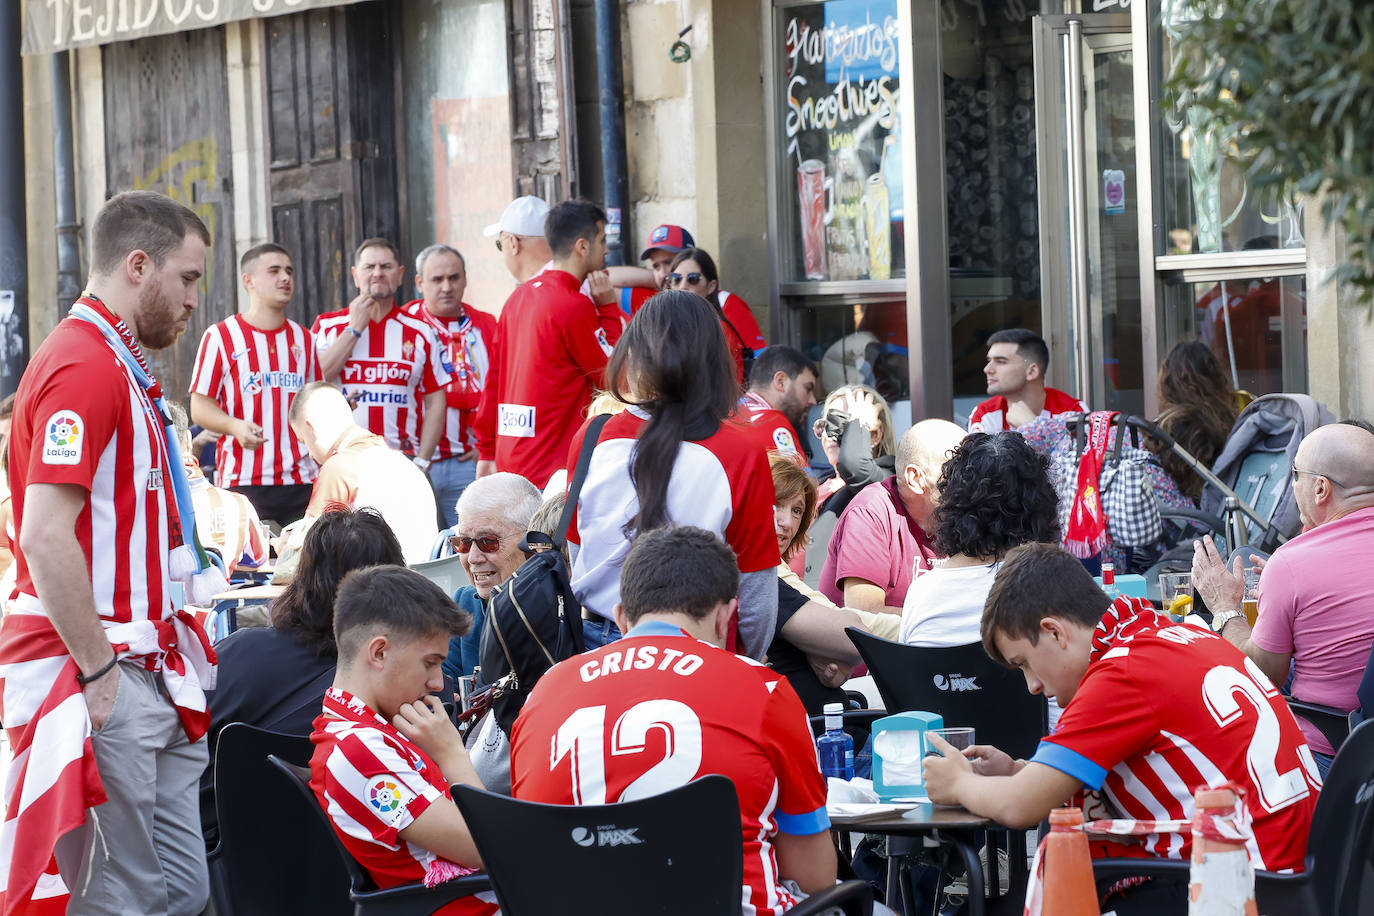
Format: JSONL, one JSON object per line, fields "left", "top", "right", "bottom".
{"left": 899, "top": 432, "right": 1060, "bottom": 647}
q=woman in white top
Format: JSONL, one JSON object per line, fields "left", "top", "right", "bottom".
{"left": 900, "top": 432, "right": 1061, "bottom": 647}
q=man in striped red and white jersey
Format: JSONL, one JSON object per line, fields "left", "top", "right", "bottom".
{"left": 313, "top": 238, "right": 450, "bottom": 463}
{"left": 190, "top": 242, "right": 320, "bottom": 525}
{"left": 739, "top": 346, "right": 818, "bottom": 466}
{"left": 310, "top": 566, "right": 497, "bottom": 915}
{"left": 402, "top": 244, "right": 497, "bottom": 527}
{"left": 924, "top": 543, "right": 1319, "bottom": 914}
{"left": 1, "top": 192, "right": 218, "bottom": 915}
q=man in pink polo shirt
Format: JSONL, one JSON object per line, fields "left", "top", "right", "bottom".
{"left": 1194, "top": 421, "right": 1374, "bottom": 774}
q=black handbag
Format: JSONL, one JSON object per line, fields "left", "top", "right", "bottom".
{"left": 478, "top": 413, "right": 610, "bottom": 734}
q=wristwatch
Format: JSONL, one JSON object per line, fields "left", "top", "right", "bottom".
{"left": 412, "top": 456, "right": 431, "bottom": 472}
{"left": 1211, "top": 609, "right": 1245, "bottom": 633}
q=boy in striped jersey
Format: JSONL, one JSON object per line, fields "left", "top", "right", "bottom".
{"left": 190, "top": 242, "right": 320, "bottom": 525}
{"left": 923, "top": 542, "right": 1319, "bottom": 913}
{"left": 309, "top": 565, "right": 497, "bottom": 914}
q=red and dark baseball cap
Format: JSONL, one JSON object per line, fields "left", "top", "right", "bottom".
{"left": 639, "top": 224, "right": 696, "bottom": 261}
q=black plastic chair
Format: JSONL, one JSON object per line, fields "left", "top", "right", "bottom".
{"left": 267, "top": 756, "right": 492, "bottom": 916}
{"left": 1093, "top": 718, "right": 1374, "bottom": 914}
{"left": 1286, "top": 697, "right": 1355, "bottom": 755}
{"left": 207, "top": 723, "right": 348, "bottom": 916}
{"left": 452, "top": 776, "right": 873, "bottom": 915}
{"left": 845, "top": 628, "right": 1048, "bottom": 760}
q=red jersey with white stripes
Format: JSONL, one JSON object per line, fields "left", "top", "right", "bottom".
{"left": 9, "top": 316, "right": 175, "bottom": 623}
{"left": 401, "top": 300, "right": 498, "bottom": 460}
{"left": 189, "top": 314, "right": 320, "bottom": 487}
{"left": 510, "top": 621, "right": 830, "bottom": 916}
{"left": 310, "top": 688, "right": 498, "bottom": 915}
{"left": 311, "top": 306, "right": 451, "bottom": 455}
{"left": 473, "top": 270, "right": 612, "bottom": 488}
{"left": 1032, "top": 599, "right": 1319, "bottom": 870}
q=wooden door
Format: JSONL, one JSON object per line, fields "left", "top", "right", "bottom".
{"left": 103, "top": 27, "right": 236, "bottom": 401}
{"left": 265, "top": 2, "right": 399, "bottom": 326}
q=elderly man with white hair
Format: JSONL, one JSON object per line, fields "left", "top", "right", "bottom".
{"left": 287, "top": 381, "right": 438, "bottom": 563}
{"left": 441, "top": 471, "right": 543, "bottom": 683}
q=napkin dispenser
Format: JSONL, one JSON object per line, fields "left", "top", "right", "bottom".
{"left": 871, "top": 710, "right": 943, "bottom": 801}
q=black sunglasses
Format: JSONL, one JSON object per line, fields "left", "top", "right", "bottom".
{"left": 449, "top": 534, "right": 504, "bottom": 554}
{"left": 667, "top": 272, "right": 705, "bottom": 286}
{"left": 494, "top": 237, "right": 503, "bottom": 253}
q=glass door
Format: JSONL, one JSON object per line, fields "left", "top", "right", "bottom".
{"left": 1034, "top": 13, "right": 1143, "bottom": 414}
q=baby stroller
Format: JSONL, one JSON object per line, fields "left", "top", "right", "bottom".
{"left": 1150, "top": 393, "right": 1333, "bottom": 562}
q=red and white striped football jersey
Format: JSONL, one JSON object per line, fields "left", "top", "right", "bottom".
{"left": 10, "top": 316, "right": 177, "bottom": 624}
{"left": 190, "top": 315, "right": 320, "bottom": 488}
{"left": 311, "top": 306, "right": 451, "bottom": 456}
{"left": 1033, "top": 599, "right": 1320, "bottom": 871}
{"left": 401, "top": 301, "right": 498, "bottom": 461}
{"left": 511, "top": 621, "right": 831, "bottom": 916}
{"left": 310, "top": 689, "right": 498, "bottom": 915}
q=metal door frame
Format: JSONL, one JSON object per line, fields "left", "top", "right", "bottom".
{"left": 1033, "top": 12, "right": 1133, "bottom": 407}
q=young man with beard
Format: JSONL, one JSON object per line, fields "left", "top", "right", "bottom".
{"left": 739, "top": 345, "right": 818, "bottom": 465}
{"left": 0, "top": 191, "right": 219, "bottom": 914}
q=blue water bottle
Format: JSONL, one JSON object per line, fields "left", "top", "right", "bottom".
{"left": 816, "top": 702, "right": 854, "bottom": 780}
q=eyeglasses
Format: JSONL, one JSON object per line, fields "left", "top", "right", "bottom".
{"left": 494, "top": 236, "right": 503, "bottom": 253}
{"left": 666, "top": 272, "right": 705, "bottom": 286}
{"left": 449, "top": 534, "right": 505, "bottom": 554}
{"left": 1292, "top": 466, "right": 1349, "bottom": 488}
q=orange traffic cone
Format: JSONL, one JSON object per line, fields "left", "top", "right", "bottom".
{"left": 1040, "top": 807, "right": 1100, "bottom": 916}
{"left": 1189, "top": 787, "right": 1258, "bottom": 915}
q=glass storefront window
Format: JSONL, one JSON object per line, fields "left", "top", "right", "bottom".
{"left": 1154, "top": 0, "right": 1304, "bottom": 256}
{"left": 776, "top": 0, "right": 904, "bottom": 282}
{"left": 793, "top": 299, "right": 911, "bottom": 403}
{"left": 942, "top": 0, "right": 1043, "bottom": 400}
{"left": 1160, "top": 273, "right": 1307, "bottom": 396}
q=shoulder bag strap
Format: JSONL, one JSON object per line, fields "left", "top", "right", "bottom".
{"left": 554, "top": 413, "right": 612, "bottom": 548}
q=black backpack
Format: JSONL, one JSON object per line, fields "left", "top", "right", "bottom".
{"left": 477, "top": 414, "right": 609, "bottom": 734}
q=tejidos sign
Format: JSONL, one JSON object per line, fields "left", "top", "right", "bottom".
{"left": 23, "top": 0, "right": 366, "bottom": 55}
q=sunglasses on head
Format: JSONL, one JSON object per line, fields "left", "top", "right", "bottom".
{"left": 449, "top": 534, "right": 504, "bottom": 554}
{"left": 667, "top": 272, "right": 705, "bottom": 286}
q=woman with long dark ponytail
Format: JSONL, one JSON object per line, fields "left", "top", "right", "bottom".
{"left": 566, "top": 289, "right": 780, "bottom": 657}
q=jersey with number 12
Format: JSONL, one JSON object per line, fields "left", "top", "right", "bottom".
{"left": 510, "top": 624, "right": 829, "bottom": 916}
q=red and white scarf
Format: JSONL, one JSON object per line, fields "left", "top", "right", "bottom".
{"left": 1063, "top": 410, "right": 1116, "bottom": 559}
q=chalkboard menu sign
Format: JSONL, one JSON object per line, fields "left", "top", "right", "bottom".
{"left": 779, "top": 0, "right": 904, "bottom": 282}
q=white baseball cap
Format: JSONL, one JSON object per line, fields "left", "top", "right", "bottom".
{"left": 483, "top": 196, "right": 550, "bottom": 239}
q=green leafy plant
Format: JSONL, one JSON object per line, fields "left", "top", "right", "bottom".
{"left": 1164, "top": 0, "right": 1374, "bottom": 296}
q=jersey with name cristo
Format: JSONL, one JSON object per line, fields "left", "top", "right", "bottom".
{"left": 1033, "top": 600, "right": 1320, "bottom": 870}
{"left": 510, "top": 621, "right": 830, "bottom": 916}
{"left": 190, "top": 314, "right": 320, "bottom": 487}
{"left": 312, "top": 306, "right": 451, "bottom": 455}
{"left": 9, "top": 317, "right": 176, "bottom": 623}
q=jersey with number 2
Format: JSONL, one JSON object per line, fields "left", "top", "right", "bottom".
{"left": 510, "top": 623, "right": 829, "bottom": 916}
{"left": 1035, "top": 619, "right": 1319, "bottom": 870}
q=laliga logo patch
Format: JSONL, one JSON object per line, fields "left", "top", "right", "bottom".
{"left": 42, "top": 410, "right": 83, "bottom": 465}
{"left": 367, "top": 777, "right": 410, "bottom": 820}
{"left": 772, "top": 427, "right": 796, "bottom": 452}
{"left": 595, "top": 328, "right": 613, "bottom": 357}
